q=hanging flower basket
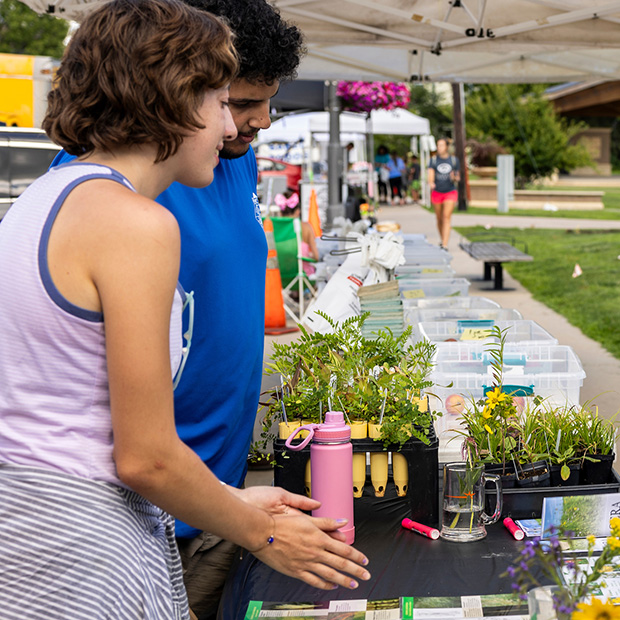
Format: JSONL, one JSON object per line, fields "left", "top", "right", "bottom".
{"left": 337, "top": 81, "right": 411, "bottom": 113}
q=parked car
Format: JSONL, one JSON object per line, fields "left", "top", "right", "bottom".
{"left": 256, "top": 156, "right": 302, "bottom": 192}
{"left": 0, "top": 127, "right": 61, "bottom": 219}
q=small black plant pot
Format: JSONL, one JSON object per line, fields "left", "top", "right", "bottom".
{"left": 549, "top": 463, "right": 580, "bottom": 486}
{"left": 485, "top": 462, "right": 517, "bottom": 489}
{"left": 580, "top": 453, "right": 615, "bottom": 485}
{"left": 516, "top": 460, "right": 550, "bottom": 488}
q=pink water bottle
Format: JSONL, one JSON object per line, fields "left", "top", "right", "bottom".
{"left": 284, "top": 411, "right": 355, "bottom": 544}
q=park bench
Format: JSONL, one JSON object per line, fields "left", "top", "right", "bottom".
{"left": 459, "top": 240, "right": 533, "bottom": 290}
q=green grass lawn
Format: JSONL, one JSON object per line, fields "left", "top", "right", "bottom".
{"left": 464, "top": 185, "right": 620, "bottom": 220}
{"left": 455, "top": 226, "right": 620, "bottom": 360}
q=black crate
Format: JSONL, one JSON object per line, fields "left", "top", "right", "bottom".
{"left": 484, "top": 469, "right": 620, "bottom": 520}
{"left": 273, "top": 427, "right": 439, "bottom": 528}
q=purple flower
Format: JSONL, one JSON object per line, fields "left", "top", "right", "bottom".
{"left": 520, "top": 542, "right": 536, "bottom": 559}
{"left": 506, "top": 566, "right": 516, "bottom": 577}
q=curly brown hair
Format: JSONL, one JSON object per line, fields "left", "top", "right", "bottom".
{"left": 185, "top": 0, "right": 304, "bottom": 85}
{"left": 43, "top": 0, "right": 238, "bottom": 162}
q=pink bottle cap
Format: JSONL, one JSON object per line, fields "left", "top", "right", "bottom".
{"left": 313, "top": 411, "right": 351, "bottom": 442}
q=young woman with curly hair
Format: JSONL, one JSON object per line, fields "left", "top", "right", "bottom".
{"left": 0, "top": 1, "right": 369, "bottom": 618}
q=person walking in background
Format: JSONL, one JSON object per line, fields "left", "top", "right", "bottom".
{"left": 428, "top": 137, "right": 460, "bottom": 248}
{"left": 387, "top": 150, "right": 406, "bottom": 205}
{"left": 374, "top": 144, "right": 390, "bottom": 203}
{"left": 0, "top": 1, "right": 370, "bottom": 619}
{"left": 408, "top": 154, "right": 421, "bottom": 204}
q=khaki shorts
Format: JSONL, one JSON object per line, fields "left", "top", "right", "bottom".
{"left": 177, "top": 532, "right": 239, "bottom": 620}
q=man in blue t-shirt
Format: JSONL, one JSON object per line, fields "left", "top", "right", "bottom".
{"left": 52, "top": 2, "right": 303, "bottom": 618}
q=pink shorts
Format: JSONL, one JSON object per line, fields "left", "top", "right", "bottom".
{"left": 431, "top": 190, "right": 458, "bottom": 204}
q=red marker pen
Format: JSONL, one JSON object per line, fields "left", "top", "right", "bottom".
{"left": 503, "top": 517, "right": 524, "bottom": 541}
{"left": 401, "top": 518, "right": 439, "bottom": 540}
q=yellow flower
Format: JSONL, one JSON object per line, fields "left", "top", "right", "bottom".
{"left": 607, "top": 537, "right": 620, "bottom": 551}
{"left": 482, "top": 406, "right": 493, "bottom": 420}
{"left": 486, "top": 387, "right": 508, "bottom": 410}
{"left": 587, "top": 535, "right": 596, "bottom": 546}
{"left": 484, "top": 424, "right": 494, "bottom": 435}
{"left": 611, "top": 517, "right": 620, "bottom": 537}
{"left": 572, "top": 597, "right": 620, "bottom": 619}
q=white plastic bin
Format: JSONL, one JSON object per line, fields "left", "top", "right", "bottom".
{"left": 402, "top": 250, "right": 452, "bottom": 265}
{"left": 396, "top": 264, "right": 456, "bottom": 279}
{"left": 399, "top": 233, "right": 428, "bottom": 244}
{"left": 402, "top": 296, "right": 501, "bottom": 311}
{"left": 418, "top": 319, "right": 557, "bottom": 347}
{"left": 405, "top": 307, "right": 522, "bottom": 327}
{"left": 399, "top": 277, "right": 470, "bottom": 299}
{"left": 427, "top": 343, "right": 586, "bottom": 440}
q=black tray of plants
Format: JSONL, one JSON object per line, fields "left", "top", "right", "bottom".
{"left": 484, "top": 462, "right": 620, "bottom": 520}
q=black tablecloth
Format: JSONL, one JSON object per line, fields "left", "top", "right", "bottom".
{"left": 218, "top": 482, "right": 529, "bottom": 620}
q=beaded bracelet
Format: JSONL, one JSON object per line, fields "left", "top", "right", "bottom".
{"left": 251, "top": 515, "right": 276, "bottom": 553}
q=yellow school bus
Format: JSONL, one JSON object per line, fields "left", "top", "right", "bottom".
{"left": 0, "top": 53, "right": 58, "bottom": 128}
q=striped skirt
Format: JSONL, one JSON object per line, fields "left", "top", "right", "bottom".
{"left": 0, "top": 463, "right": 190, "bottom": 620}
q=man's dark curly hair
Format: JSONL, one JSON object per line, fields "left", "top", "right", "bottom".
{"left": 185, "top": 0, "right": 304, "bottom": 84}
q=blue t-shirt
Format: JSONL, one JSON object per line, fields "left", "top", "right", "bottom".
{"left": 386, "top": 156, "right": 406, "bottom": 179}
{"left": 50, "top": 150, "right": 267, "bottom": 539}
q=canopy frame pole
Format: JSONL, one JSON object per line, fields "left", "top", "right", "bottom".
{"left": 327, "top": 80, "right": 344, "bottom": 226}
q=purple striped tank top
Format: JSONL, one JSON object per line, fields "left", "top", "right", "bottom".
{"left": 0, "top": 163, "right": 184, "bottom": 487}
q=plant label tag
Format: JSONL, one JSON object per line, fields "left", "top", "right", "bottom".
{"left": 459, "top": 328, "right": 491, "bottom": 340}
{"left": 403, "top": 289, "right": 425, "bottom": 299}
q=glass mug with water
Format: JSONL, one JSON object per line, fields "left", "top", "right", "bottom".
{"left": 440, "top": 462, "right": 502, "bottom": 542}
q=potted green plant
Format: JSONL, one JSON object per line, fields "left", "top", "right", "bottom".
{"left": 256, "top": 311, "right": 439, "bottom": 453}
{"left": 514, "top": 411, "right": 550, "bottom": 488}
{"left": 539, "top": 406, "right": 581, "bottom": 486}
{"left": 455, "top": 327, "right": 522, "bottom": 484}
{"left": 574, "top": 405, "right": 617, "bottom": 485}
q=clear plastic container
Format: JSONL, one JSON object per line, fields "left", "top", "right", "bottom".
{"left": 399, "top": 233, "right": 428, "bottom": 244}
{"left": 402, "top": 250, "right": 453, "bottom": 265}
{"left": 396, "top": 264, "right": 456, "bottom": 279}
{"left": 405, "top": 307, "right": 522, "bottom": 327}
{"left": 402, "top": 296, "right": 501, "bottom": 311}
{"left": 399, "top": 277, "right": 471, "bottom": 299}
{"left": 427, "top": 343, "right": 586, "bottom": 438}
{"left": 418, "top": 319, "right": 557, "bottom": 347}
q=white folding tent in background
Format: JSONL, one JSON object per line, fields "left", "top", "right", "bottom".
{"left": 19, "top": 0, "right": 620, "bottom": 217}
{"left": 256, "top": 109, "right": 432, "bottom": 203}
{"left": 258, "top": 109, "right": 430, "bottom": 141}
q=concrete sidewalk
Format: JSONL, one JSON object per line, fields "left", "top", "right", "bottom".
{"left": 377, "top": 203, "right": 620, "bottom": 425}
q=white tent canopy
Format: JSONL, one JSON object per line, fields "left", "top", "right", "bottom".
{"left": 19, "top": 0, "right": 620, "bottom": 82}
{"left": 19, "top": 0, "right": 108, "bottom": 19}
{"left": 256, "top": 109, "right": 430, "bottom": 145}
{"left": 270, "top": 0, "right": 620, "bottom": 83}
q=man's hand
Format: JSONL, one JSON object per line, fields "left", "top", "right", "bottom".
{"left": 233, "top": 485, "right": 320, "bottom": 515}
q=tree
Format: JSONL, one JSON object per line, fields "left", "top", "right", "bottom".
{"left": 0, "top": 0, "right": 69, "bottom": 58}
{"left": 408, "top": 84, "right": 453, "bottom": 139}
{"left": 465, "top": 84, "right": 591, "bottom": 187}
{"left": 373, "top": 84, "right": 454, "bottom": 157}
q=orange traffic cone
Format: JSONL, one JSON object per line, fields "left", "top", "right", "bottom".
{"left": 308, "top": 189, "right": 322, "bottom": 237}
{"left": 264, "top": 218, "right": 298, "bottom": 335}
